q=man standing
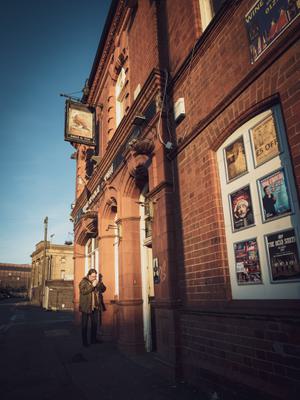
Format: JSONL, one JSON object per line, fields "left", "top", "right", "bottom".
{"left": 79, "top": 268, "right": 101, "bottom": 347}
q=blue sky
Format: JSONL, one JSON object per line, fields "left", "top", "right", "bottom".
{"left": 0, "top": 0, "right": 111, "bottom": 263}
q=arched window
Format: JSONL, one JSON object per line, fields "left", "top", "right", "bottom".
{"left": 115, "top": 67, "right": 126, "bottom": 127}
{"left": 217, "top": 105, "right": 300, "bottom": 299}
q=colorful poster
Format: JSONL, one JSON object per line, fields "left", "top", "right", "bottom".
{"left": 230, "top": 186, "right": 255, "bottom": 231}
{"left": 245, "top": 0, "right": 300, "bottom": 63}
{"left": 258, "top": 169, "right": 292, "bottom": 221}
{"left": 225, "top": 136, "right": 248, "bottom": 181}
{"left": 234, "top": 238, "right": 262, "bottom": 285}
{"left": 266, "top": 229, "right": 300, "bottom": 282}
{"left": 250, "top": 114, "right": 280, "bottom": 166}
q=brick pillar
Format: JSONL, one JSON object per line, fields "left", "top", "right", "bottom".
{"left": 151, "top": 186, "right": 181, "bottom": 379}
{"left": 117, "top": 216, "right": 144, "bottom": 353}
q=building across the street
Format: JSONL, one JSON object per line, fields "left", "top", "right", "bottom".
{"left": 30, "top": 241, "right": 74, "bottom": 310}
{"left": 0, "top": 263, "right": 31, "bottom": 292}
{"left": 65, "top": 1, "right": 300, "bottom": 399}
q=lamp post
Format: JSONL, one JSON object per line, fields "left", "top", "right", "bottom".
{"left": 41, "top": 216, "right": 48, "bottom": 307}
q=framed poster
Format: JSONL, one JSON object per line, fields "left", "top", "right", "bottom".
{"left": 64, "top": 100, "right": 96, "bottom": 146}
{"left": 265, "top": 229, "right": 300, "bottom": 282}
{"left": 245, "top": 0, "right": 300, "bottom": 63}
{"left": 224, "top": 136, "right": 248, "bottom": 181}
{"left": 250, "top": 113, "right": 280, "bottom": 167}
{"left": 258, "top": 169, "right": 292, "bottom": 221}
{"left": 229, "top": 185, "right": 255, "bottom": 231}
{"left": 234, "top": 238, "right": 262, "bottom": 285}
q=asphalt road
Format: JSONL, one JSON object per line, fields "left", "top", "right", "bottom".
{"left": 0, "top": 300, "right": 207, "bottom": 400}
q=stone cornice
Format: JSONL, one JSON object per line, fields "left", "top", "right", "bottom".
{"left": 86, "top": 0, "right": 127, "bottom": 104}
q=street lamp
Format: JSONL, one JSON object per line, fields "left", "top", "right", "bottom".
{"left": 41, "top": 216, "right": 48, "bottom": 307}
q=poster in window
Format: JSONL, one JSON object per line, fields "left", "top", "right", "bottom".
{"left": 224, "top": 136, "right": 248, "bottom": 181}
{"left": 229, "top": 185, "right": 255, "bottom": 231}
{"left": 250, "top": 113, "right": 280, "bottom": 166}
{"left": 234, "top": 238, "right": 262, "bottom": 285}
{"left": 265, "top": 229, "right": 300, "bottom": 282}
{"left": 245, "top": 0, "right": 300, "bottom": 63}
{"left": 258, "top": 169, "right": 292, "bottom": 221}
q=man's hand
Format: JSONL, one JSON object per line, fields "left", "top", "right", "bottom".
{"left": 92, "top": 279, "right": 98, "bottom": 287}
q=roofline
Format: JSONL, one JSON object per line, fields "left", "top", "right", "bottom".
{"left": 82, "top": 0, "right": 119, "bottom": 103}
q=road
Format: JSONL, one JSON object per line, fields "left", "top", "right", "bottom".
{"left": 0, "top": 299, "right": 207, "bottom": 400}
{"left": 0, "top": 299, "right": 79, "bottom": 400}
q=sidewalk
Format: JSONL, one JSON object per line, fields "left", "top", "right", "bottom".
{"left": 1, "top": 303, "right": 208, "bottom": 400}
{"left": 53, "top": 323, "right": 208, "bottom": 400}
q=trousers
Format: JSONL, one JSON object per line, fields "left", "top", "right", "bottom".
{"left": 81, "top": 310, "right": 98, "bottom": 345}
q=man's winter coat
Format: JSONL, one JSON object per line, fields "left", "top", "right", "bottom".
{"left": 79, "top": 277, "right": 100, "bottom": 314}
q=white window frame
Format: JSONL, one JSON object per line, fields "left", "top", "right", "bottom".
{"left": 217, "top": 105, "right": 300, "bottom": 300}
{"left": 199, "top": 0, "right": 214, "bottom": 31}
{"left": 115, "top": 67, "right": 126, "bottom": 127}
{"left": 85, "top": 238, "right": 98, "bottom": 275}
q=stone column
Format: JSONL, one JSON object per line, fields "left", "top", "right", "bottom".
{"left": 73, "top": 242, "right": 85, "bottom": 324}
{"left": 98, "top": 233, "right": 115, "bottom": 341}
{"left": 117, "top": 216, "right": 144, "bottom": 353}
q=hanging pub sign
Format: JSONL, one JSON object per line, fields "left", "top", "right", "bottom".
{"left": 64, "top": 100, "right": 96, "bottom": 146}
{"left": 245, "top": 0, "right": 300, "bottom": 63}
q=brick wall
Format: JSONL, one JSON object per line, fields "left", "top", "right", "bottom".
{"left": 128, "top": 0, "right": 158, "bottom": 96}
{"left": 164, "top": 0, "right": 199, "bottom": 75}
{"left": 48, "top": 280, "right": 74, "bottom": 311}
{"left": 166, "top": 0, "right": 300, "bottom": 397}
{"left": 172, "top": 4, "right": 300, "bottom": 306}
{"left": 180, "top": 309, "right": 300, "bottom": 399}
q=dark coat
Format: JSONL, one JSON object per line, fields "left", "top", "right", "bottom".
{"left": 79, "top": 277, "right": 100, "bottom": 314}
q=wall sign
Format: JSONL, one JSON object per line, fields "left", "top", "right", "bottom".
{"left": 245, "top": 0, "right": 300, "bottom": 63}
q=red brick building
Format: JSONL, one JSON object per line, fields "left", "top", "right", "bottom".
{"left": 0, "top": 263, "right": 31, "bottom": 290}
{"left": 68, "top": 1, "right": 300, "bottom": 398}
